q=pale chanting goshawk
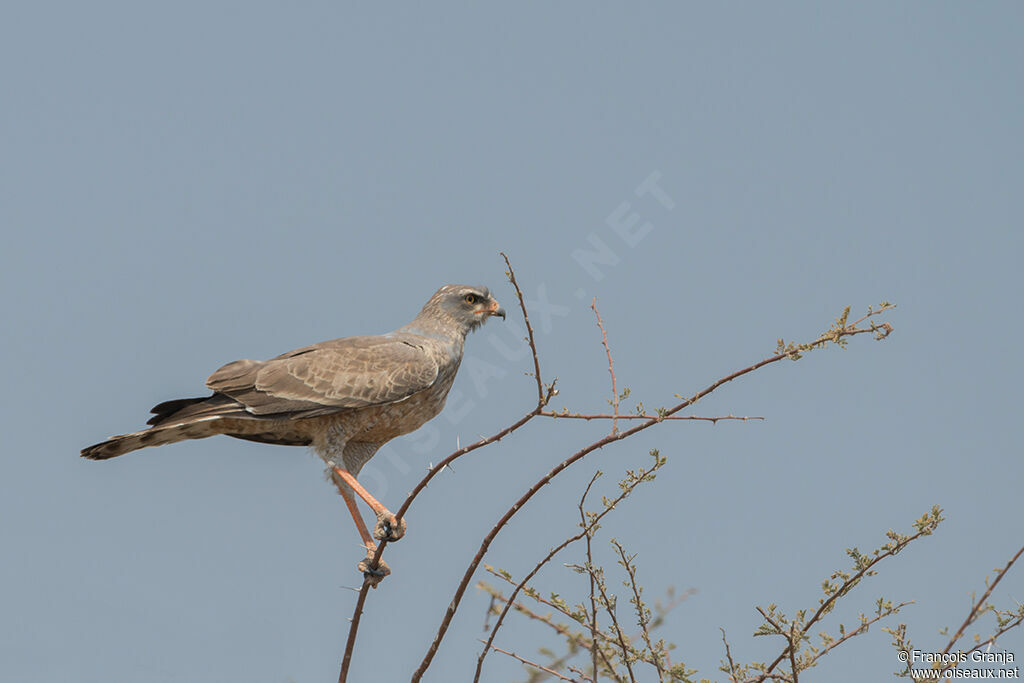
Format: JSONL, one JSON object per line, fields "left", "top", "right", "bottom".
{"left": 82, "top": 285, "right": 505, "bottom": 579}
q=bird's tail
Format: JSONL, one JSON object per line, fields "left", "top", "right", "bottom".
{"left": 80, "top": 418, "right": 229, "bottom": 460}
{"left": 81, "top": 394, "right": 241, "bottom": 460}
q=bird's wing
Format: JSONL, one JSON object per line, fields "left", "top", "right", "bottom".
{"left": 206, "top": 335, "right": 441, "bottom": 417}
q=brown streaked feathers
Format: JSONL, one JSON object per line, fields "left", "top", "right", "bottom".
{"left": 81, "top": 283, "right": 506, "bottom": 578}
{"left": 81, "top": 285, "right": 504, "bottom": 466}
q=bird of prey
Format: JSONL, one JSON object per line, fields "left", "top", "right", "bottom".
{"left": 82, "top": 284, "right": 505, "bottom": 580}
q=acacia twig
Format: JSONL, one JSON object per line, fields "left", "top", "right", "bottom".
{"left": 479, "top": 582, "right": 624, "bottom": 679}
{"left": 611, "top": 539, "right": 664, "bottom": 682}
{"left": 486, "top": 567, "right": 630, "bottom": 657}
{"left": 591, "top": 299, "right": 619, "bottom": 435}
{"left": 480, "top": 586, "right": 588, "bottom": 642}
{"left": 482, "top": 580, "right": 695, "bottom": 679}
{"left": 541, "top": 411, "right": 764, "bottom": 423}
{"left": 481, "top": 641, "right": 579, "bottom": 682}
{"left": 812, "top": 600, "right": 913, "bottom": 666}
{"left": 472, "top": 469, "right": 598, "bottom": 681}
{"left": 753, "top": 506, "right": 939, "bottom": 683}
{"left": 584, "top": 476, "right": 601, "bottom": 683}
{"left": 942, "top": 543, "right": 1024, "bottom": 653}
{"left": 936, "top": 543, "right": 1024, "bottom": 678}
{"left": 721, "top": 628, "right": 740, "bottom": 683}
{"left": 568, "top": 663, "right": 597, "bottom": 682}
{"left": 591, "top": 563, "right": 637, "bottom": 682}
{"left": 787, "top": 623, "right": 799, "bottom": 683}
{"left": 414, "top": 304, "right": 896, "bottom": 682}
{"left": 473, "top": 454, "right": 665, "bottom": 682}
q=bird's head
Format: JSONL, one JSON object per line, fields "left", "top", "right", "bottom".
{"left": 411, "top": 284, "right": 506, "bottom": 337}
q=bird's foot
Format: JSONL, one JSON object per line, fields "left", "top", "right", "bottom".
{"left": 358, "top": 554, "right": 391, "bottom": 589}
{"left": 373, "top": 510, "right": 406, "bottom": 542}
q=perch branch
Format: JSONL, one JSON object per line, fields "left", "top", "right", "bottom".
{"left": 338, "top": 253, "right": 550, "bottom": 682}
{"left": 414, "top": 304, "right": 896, "bottom": 681}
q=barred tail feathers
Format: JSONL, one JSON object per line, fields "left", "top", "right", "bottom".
{"left": 81, "top": 394, "right": 242, "bottom": 460}
{"left": 80, "top": 417, "right": 227, "bottom": 460}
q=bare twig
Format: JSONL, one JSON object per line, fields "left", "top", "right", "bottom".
{"left": 942, "top": 543, "right": 1024, "bottom": 653}
{"left": 508, "top": 253, "right": 546, "bottom": 406}
{"left": 584, "top": 477, "right": 601, "bottom": 683}
{"left": 541, "top": 411, "right": 764, "bottom": 423}
{"left": 568, "top": 664, "right": 597, "bottom": 682}
{"left": 611, "top": 539, "right": 664, "bottom": 682}
{"left": 486, "top": 569, "right": 589, "bottom": 625}
{"left": 473, "top": 457, "right": 662, "bottom": 682}
{"left": 591, "top": 299, "right": 619, "bottom": 435}
{"left": 414, "top": 304, "right": 896, "bottom": 682}
{"left": 473, "top": 470, "right": 598, "bottom": 682}
{"left": 479, "top": 582, "right": 623, "bottom": 679}
{"left": 753, "top": 505, "right": 940, "bottom": 683}
{"left": 591, "top": 564, "right": 637, "bottom": 683}
{"left": 812, "top": 601, "right": 913, "bottom": 665}
{"left": 787, "top": 623, "right": 799, "bottom": 683}
{"left": 936, "top": 543, "right": 1024, "bottom": 678}
{"left": 482, "top": 580, "right": 695, "bottom": 680}
{"left": 721, "top": 628, "right": 740, "bottom": 683}
{"left": 479, "top": 585, "right": 590, "bottom": 644}
{"left": 481, "top": 641, "right": 578, "bottom": 682}
{"left": 482, "top": 594, "right": 497, "bottom": 632}
{"left": 949, "top": 611, "right": 1024, "bottom": 662}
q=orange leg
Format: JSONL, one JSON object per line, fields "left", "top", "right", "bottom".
{"left": 334, "top": 477, "right": 392, "bottom": 584}
{"left": 332, "top": 466, "right": 387, "bottom": 516}
{"left": 336, "top": 480, "right": 377, "bottom": 553}
{"left": 332, "top": 466, "right": 407, "bottom": 542}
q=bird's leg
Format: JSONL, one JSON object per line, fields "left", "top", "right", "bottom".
{"left": 332, "top": 466, "right": 406, "bottom": 542}
{"left": 334, "top": 475, "right": 391, "bottom": 586}
{"left": 337, "top": 481, "right": 377, "bottom": 553}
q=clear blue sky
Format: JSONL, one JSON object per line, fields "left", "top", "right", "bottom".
{"left": 2, "top": 3, "right": 1022, "bottom": 681}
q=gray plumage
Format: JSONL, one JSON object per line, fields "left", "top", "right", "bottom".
{"left": 81, "top": 285, "right": 505, "bottom": 480}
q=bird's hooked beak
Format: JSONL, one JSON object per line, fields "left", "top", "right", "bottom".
{"left": 488, "top": 298, "right": 506, "bottom": 320}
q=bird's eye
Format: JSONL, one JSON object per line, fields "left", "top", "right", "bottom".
{"left": 465, "top": 294, "right": 477, "bottom": 304}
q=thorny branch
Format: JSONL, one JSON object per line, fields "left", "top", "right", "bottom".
{"left": 411, "top": 301, "right": 896, "bottom": 681}
{"left": 612, "top": 539, "right": 665, "bottom": 682}
{"left": 942, "top": 543, "right": 1024, "bottom": 654}
{"left": 482, "top": 587, "right": 593, "bottom": 645}
{"left": 750, "top": 507, "right": 943, "bottom": 683}
{"left": 541, "top": 412, "right": 764, "bottom": 423}
{"left": 584, "top": 475, "right": 602, "bottom": 683}
{"left": 722, "top": 629, "right": 740, "bottom": 683}
{"left": 591, "top": 561, "right": 637, "bottom": 683}
{"left": 472, "top": 456, "right": 664, "bottom": 682}
{"left": 480, "top": 642, "right": 581, "bottom": 682}
{"left": 411, "top": 305, "right": 892, "bottom": 683}
{"left": 811, "top": 599, "right": 913, "bottom": 663}
{"left": 484, "top": 568, "right": 626, "bottom": 651}
{"left": 933, "top": 542, "right": 1024, "bottom": 678}
{"left": 478, "top": 581, "right": 690, "bottom": 681}
{"left": 478, "top": 454, "right": 697, "bottom": 681}
{"left": 339, "top": 256, "right": 897, "bottom": 682}
{"left": 591, "top": 299, "right": 620, "bottom": 435}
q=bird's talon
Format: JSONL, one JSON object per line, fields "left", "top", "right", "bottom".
{"left": 373, "top": 511, "right": 406, "bottom": 541}
{"left": 358, "top": 556, "right": 391, "bottom": 588}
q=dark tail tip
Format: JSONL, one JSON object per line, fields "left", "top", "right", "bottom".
{"left": 81, "top": 441, "right": 118, "bottom": 460}
{"left": 147, "top": 396, "right": 211, "bottom": 426}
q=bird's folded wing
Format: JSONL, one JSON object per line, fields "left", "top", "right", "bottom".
{"left": 206, "top": 336, "right": 440, "bottom": 417}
